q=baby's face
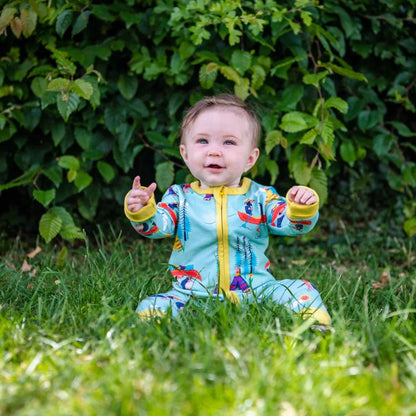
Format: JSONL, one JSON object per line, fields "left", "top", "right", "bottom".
{"left": 180, "top": 107, "right": 259, "bottom": 189}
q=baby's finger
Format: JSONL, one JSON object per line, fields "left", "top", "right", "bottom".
{"left": 132, "top": 176, "right": 141, "bottom": 190}
{"left": 289, "top": 186, "right": 299, "bottom": 199}
{"left": 127, "top": 203, "right": 140, "bottom": 213}
{"left": 302, "top": 192, "right": 316, "bottom": 205}
{"left": 293, "top": 187, "right": 306, "bottom": 203}
{"left": 146, "top": 182, "right": 157, "bottom": 196}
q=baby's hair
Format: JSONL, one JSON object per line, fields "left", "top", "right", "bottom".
{"left": 180, "top": 94, "right": 261, "bottom": 147}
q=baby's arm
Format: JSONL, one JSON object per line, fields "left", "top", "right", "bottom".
{"left": 266, "top": 185, "right": 319, "bottom": 236}
{"left": 126, "top": 176, "right": 157, "bottom": 212}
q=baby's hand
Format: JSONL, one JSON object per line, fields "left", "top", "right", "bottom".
{"left": 288, "top": 186, "right": 317, "bottom": 205}
{"left": 126, "top": 176, "right": 157, "bottom": 212}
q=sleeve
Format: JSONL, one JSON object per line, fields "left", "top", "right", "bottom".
{"left": 265, "top": 186, "right": 319, "bottom": 236}
{"left": 124, "top": 186, "right": 180, "bottom": 239}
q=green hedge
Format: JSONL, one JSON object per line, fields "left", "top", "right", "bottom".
{"left": 0, "top": 0, "right": 415, "bottom": 242}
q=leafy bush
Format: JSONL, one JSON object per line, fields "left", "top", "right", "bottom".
{"left": 0, "top": 0, "right": 415, "bottom": 242}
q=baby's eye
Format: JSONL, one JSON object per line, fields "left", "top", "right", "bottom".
{"left": 196, "top": 138, "right": 208, "bottom": 144}
{"left": 224, "top": 139, "right": 236, "bottom": 145}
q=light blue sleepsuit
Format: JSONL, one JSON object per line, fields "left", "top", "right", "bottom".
{"left": 125, "top": 178, "right": 331, "bottom": 325}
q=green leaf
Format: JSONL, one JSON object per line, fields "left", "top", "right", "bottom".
{"left": 358, "top": 110, "right": 379, "bottom": 131}
{"left": 168, "top": 93, "right": 186, "bottom": 118}
{"left": 91, "top": 4, "right": 116, "bottom": 22}
{"left": 276, "top": 85, "right": 304, "bottom": 111}
{"left": 145, "top": 131, "right": 168, "bottom": 146}
{"left": 43, "top": 165, "right": 63, "bottom": 187}
{"left": 47, "top": 78, "right": 70, "bottom": 92}
{"left": 234, "top": 78, "right": 250, "bottom": 101}
{"left": 156, "top": 161, "right": 174, "bottom": 192}
{"left": 83, "top": 75, "right": 101, "bottom": 109}
{"left": 319, "top": 142, "right": 336, "bottom": 162}
{"left": 71, "top": 79, "right": 94, "bottom": 100}
{"left": 50, "top": 121, "right": 66, "bottom": 146}
{"left": 387, "top": 170, "right": 403, "bottom": 191}
{"left": 56, "top": 246, "right": 68, "bottom": 268}
{"left": 404, "top": 217, "right": 416, "bottom": 237}
{"left": 321, "top": 119, "right": 335, "bottom": 145}
{"left": 50, "top": 206, "right": 75, "bottom": 227}
{"left": 302, "top": 71, "right": 328, "bottom": 88}
{"left": 33, "top": 189, "right": 56, "bottom": 208}
{"left": 67, "top": 169, "right": 77, "bottom": 183}
{"left": 97, "top": 161, "right": 115, "bottom": 183}
{"left": 39, "top": 211, "right": 62, "bottom": 243}
{"left": 300, "top": 128, "right": 318, "bottom": 145}
{"left": 280, "top": 112, "right": 318, "bottom": 133}
{"left": 117, "top": 74, "right": 138, "bottom": 100}
{"left": 21, "top": 8, "right": 37, "bottom": 37}
{"left": 74, "top": 127, "right": 91, "bottom": 150}
{"left": 0, "top": 7, "right": 16, "bottom": 29}
{"left": 300, "top": 10, "right": 312, "bottom": 26}
{"left": 220, "top": 66, "right": 240, "bottom": 83}
{"left": 116, "top": 123, "right": 135, "bottom": 152}
{"left": 265, "top": 130, "right": 282, "bottom": 154}
{"left": 231, "top": 50, "right": 252, "bottom": 75}
{"left": 56, "top": 10, "right": 73, "bottom": 38}
{"left": 179, "top": 41, "right": 196, "bottom": 60}
{"left": 31, "top": 77, "right": 47, "bottom": 98}
{"left": 104, "top": 106, "right": 125, "bottom": 134}
{"left": 340, "top": 141, "right": 356, "bottom": 165}
{"left": 58, "top": 155, "right": 80, "bottom": 170}
{"left": 324, "top": 62, "right": 367, "bottom": 82}
{"left": 0, "top": 114, "right": 6, "bottom": 130}
{"left": 265, "top": 158, "right": 279, "bottom": 184}
{"left": 281, "top": 114, "right": 307, "bottom": 133}
{"left": 373, "top": 134, "right": 394, "bottom": 157}
{"left": 292, "top": 160, "right": 312, "bottom": 186}
{"left": 389, "top": 121, "right": 415, "bottom": 137}
{"left": 271, "top": 55, "right": 308, "bottom": 79}
{"left": 60, "top": 224, "right": 85, "bottom": 241}
{"left": 251, "top": 65, "right": 266, "bottom": 90}
{"left": 74, "top": 170, "right": 92, "bottom": 191}
{"left": 45, "top": 206, "right": 85, "bottom": 242}
{"left": 199, "top": 63, "right": 218, "bottom": 89}
{"left": 57, "top": 93, "right": 80, "bottom": 121}
{"left": 324, "top": 97, "right": 349, "bottom": 114}
{"left": 309, "top": 168, "right": 328, "bottom": 205}
{"left": 72, "top": 10, "right": 91, "bottom": 36}
{"left": 113, "top": 144, "right": 143, "bottom": 173}
{"left": 403, "top": 165, "right": 416, "bottom": 187}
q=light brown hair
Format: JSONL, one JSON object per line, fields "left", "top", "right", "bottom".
{"left": 180, "top": 94, "right": 261, "bottom": 147}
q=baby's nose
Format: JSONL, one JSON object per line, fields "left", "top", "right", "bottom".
{"left": 207, "top": 146, "right": 222, "bottom": 156}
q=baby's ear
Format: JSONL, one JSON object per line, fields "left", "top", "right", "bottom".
{"left": 245, "top": 147, "right": 260, "bottom": 171}
{"left": 179, "top": 144, "right": 188, "bottom": 161}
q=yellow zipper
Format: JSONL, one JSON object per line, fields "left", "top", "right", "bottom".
{"left": 215, "top": 187, "right": 230, "bottom": 294}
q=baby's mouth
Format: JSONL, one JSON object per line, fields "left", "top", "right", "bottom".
{"left": 206, "top": 164, "right": 224, "bottom": 170}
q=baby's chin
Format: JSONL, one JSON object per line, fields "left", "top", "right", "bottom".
{"left": 199, "top": 180, "right": 241, "bottom": 189}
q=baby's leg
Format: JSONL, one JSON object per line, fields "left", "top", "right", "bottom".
{"left": 258, "top": 279, "right": 331, "bottom": 326}
{"left": 137, "top": 289, "right": 190, "bottom": 320}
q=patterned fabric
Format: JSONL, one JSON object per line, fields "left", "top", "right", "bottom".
{"left": 126, "top": 178, "right": 330, "bottom": 324}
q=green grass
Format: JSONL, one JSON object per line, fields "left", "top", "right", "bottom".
{"left": 1, "top": 222, "right": 416, "bottom": 416}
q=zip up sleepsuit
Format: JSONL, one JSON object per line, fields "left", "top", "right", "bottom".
{"left": 125, "top": 178, "right": 331, "bottom": 325}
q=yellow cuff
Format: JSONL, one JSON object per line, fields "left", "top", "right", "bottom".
{"left": 138, "top": 309, "right": 167, "bottom": 321}
{"left": 124, "top": 189, "right": 157, "bottom": 222}
{"left": 299, "top": 308, "right": 332, "bottom": 326}
{"left": 286, "top": 187, "right": 319, "bottom": 219}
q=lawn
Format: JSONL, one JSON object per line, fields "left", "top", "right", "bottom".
{"left": 1, "top": 214, "right": 415, "bottom": 415}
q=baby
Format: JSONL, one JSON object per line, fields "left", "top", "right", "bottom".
{"left": 125, "top": 94, "right": 331, "bottom": 326}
